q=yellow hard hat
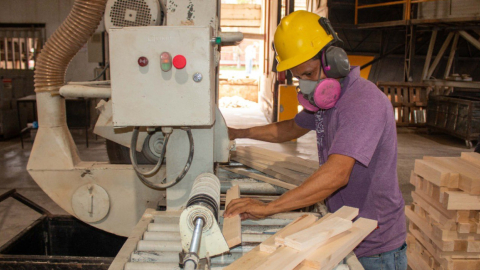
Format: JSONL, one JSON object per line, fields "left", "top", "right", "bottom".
{"left": 274, "top": 11, "right": 334, "bottom": 72}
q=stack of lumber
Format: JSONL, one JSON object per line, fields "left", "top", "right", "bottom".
{"left": 224, "top": 206, "right": 377, "bottom": 270}
{"left": 406, "top": 152, "right": 480, "bottom": 270}
{"left": 227, "top": 146, "right": 319, "bottom": 189}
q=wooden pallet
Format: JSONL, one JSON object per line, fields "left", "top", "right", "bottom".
{"left": 377, "top": 82, "right": 429, "bottom": 127}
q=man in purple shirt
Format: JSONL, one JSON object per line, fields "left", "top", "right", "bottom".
{"left": 224, "top": 11, "right": 407, "bottom": 270}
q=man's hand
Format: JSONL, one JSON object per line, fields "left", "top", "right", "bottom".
{"left": 224, "top": 198, "right": 272, "bottom": 220}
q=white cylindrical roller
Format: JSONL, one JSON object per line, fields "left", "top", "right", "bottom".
{"left": 59, "top": 84, "right": 111, "bottom": 99}
{"left": 188, "top": 173, "right": 221, "bottom": 209}
{"left": 136, "top": 241, "right": 182, "bottom": 252}
{"left": 219, "top": 32, "right": 244, "bottom": 44}
{"left": 147, "top": 223, "right": 179, "bottom": 232}
{"left": 143, "top": 232, "right": 181, "bottom": 241}
{"left": 124, "top": 262, "right": 181, "bottom": 270}
{"left": 130, "top": 251, "right": 179, "bottom": 263}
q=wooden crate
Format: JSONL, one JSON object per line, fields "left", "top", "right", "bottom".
{"left": 377, "top": 82, "right": 430, "bottom": 127}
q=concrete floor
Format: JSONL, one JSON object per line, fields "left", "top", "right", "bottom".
{"left": 0, "top": 106, "right": 475, "bottom": 251}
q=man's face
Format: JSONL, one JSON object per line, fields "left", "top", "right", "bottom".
{"left": 290, "top": 58, "right": 327, "bottom": 81}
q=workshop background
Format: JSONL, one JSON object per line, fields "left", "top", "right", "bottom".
{"left": 0, "top": 0, "right": 479, "bottom": 269}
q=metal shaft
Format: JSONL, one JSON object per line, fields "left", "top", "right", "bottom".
{"left": 189, "top": 218, "right": 204, "bottom": 253}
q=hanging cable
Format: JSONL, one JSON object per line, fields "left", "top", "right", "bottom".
{"left": 89, "top": 63, "right": 110, "bottom": 81}
{"left": 129, "top": 127, "right": 194, "bottom": 189}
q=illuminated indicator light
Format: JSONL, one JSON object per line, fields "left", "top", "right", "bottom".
{"left": 160, "top": 52, "right": 172, "bottom": 72}
{"left": 173, "top": 55, "right": 187, "bottom": 69}
{"left": 138, "top": 56, "right": 148, "bottom": 67}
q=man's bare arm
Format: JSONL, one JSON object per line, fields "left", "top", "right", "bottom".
{"left": 229, "top": 119, "right": 310, "bottom": 143}
{"left": 224, "top": 154, "right": 356, "bottom": 219}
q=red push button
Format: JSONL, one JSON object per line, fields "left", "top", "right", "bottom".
{"left": 138, "top": 56, "right": 149, "bottom": 67}
{"left": 173, "top": 55, "right": 186, "bottom": 69}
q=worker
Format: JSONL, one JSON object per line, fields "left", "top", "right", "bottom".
{"left": 224, "top": 11, "right": 407, "bottom": 270}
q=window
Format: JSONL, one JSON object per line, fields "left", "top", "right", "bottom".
{"left": 0, "top": 24, "right": 45, "bottom": 70}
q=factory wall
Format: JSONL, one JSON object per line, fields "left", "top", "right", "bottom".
{"left": 0, "top": 0, "right": 104, "bottom": 82}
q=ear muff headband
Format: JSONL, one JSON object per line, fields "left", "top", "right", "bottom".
{"left": 317, "top": 18, "right": 350, "bottom": 79}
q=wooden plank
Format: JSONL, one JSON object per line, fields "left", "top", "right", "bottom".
{"left": 405, "top": 205, "right": 455, "bottom": 251}
{"left": 407, "top": 248, "right": 435, "bottom": 270}
{"left": 425, "top": 157, "right": 480, "bottom": 195}
{"left": 234, "top": 148, "right": 317, "bottom": 175}
{"left": 301, "top": 218, "right": 377, "bottom": 270}
{"left": 413, "top": 188, "right": 469, "bottom": 224}
{"left": 461, "top": 152, "right": 480, "bottom": 168}
{"left": 223, "top": 185, "right": 242, "bottom": 248}
{"left": 235, "top": 146, "right": 319, "bottom": 170}
{"left": 224, "top": 214, "right": 316, "bottom": 270}
{"left": 411, "top": 170, "right": 460, "bottom": 204}
{"left": 221, "top": 166, "right": 297, "bottom": 190}
{"left": 259, "top": 214, "right": 317, "bottom": 253}
{"left": 414, "top": 159, "right": 459, "bottom": 188}
{"left": 223, "top": 246, "right": 270, "bottom": 270}
{"left": 253, "top": 207, "right": 360, "bottom": 270}
{"left": 410, "top": 225, "right": 480, "bottom": 261}
{"left": 407, "top": 230, "right": 446, "bottom": 269}
{"left": 284, "top": 217, "right": 352, "bottom": 251}
{"left": 232, "top": 153, "right": 311, "bottom": 181}
{"left": 275, "top": 206, "right": 359, "bottom": 246}
{"left": 411, "top": 191, "right": 457, "bottom": 230}
{"left": 443, "top": 191, "right": 480, "bottom": 210}
{"left": 231, "top": 156, "right": 304, "bottom": 186}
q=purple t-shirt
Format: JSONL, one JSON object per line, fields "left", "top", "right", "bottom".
{"left": 294, "top": 66, "right": 406, "bottom": 258}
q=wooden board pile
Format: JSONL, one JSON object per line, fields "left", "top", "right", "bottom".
{"left": 226, "top": 146, "right": 319, "bottom": 189}
{"left": 224, "top": 206, "right": 377, "bottom": 270}
{"left": 406, "top": 152, "right": 480, "bottom": 270}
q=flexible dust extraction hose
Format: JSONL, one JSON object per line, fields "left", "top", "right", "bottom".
{"left": 34, "top": 0, "right": 107, "bottom": 93}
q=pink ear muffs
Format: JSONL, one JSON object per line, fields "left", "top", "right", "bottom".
{"left": 321, "top": 50, "right": 331, "bottom": 73}
{"left": 312, "top": 78, "right": 341, "bottom": 109}
{"left": 297, "top": 93, "right": 320, "bottom": 112}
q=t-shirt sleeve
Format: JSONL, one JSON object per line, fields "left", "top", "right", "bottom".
{"left": 294, "top": 110, "right": 316, "bottom": 130}
{"left": 328, "top": 95, "right": 387, "bottom": 167}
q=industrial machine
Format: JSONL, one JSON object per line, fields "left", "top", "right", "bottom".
{"left": 25, "top": 0, "right": 365, "bottom": 269}
{"left": 25, "top": 0, "right": 298, "bottom": 269}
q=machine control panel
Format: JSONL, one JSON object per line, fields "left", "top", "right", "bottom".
{"left": 109, "top": 26, "right": 215, "bottom": 127}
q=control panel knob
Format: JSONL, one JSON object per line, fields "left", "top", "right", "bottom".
{"left": 173, "top": 55, "right": 187, "bottom": 69}
{"left": 138, "top": 56, "right": 149, "bottom": 67}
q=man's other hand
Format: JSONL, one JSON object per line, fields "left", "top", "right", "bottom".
{"left": 228, "top": 127, "right": 242, "bottom": 141}
{"left": 224, "top": 198, "right": 271, "bottom": 220}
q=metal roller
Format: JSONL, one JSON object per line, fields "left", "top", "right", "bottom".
{"left": 179, "top": 173, "right": 229, "bottom": 268}
{"left": 143, "top": 231, "right": 181, "bottom": 241}
{"left": 147, "top": 223, "right": 179, "bottom": 232}
{"left": 136, "top": 241, "right": 182, "bottom": 252}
